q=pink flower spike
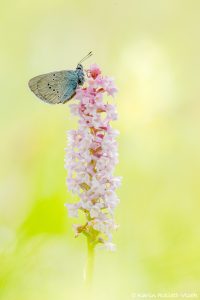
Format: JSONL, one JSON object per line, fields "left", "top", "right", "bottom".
{"left": 65, "top": 64, "right": 121, "bottom": 250}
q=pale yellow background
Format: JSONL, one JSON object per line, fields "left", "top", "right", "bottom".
{"left": 0, "top": 1, "right": 200, "bottom": 299}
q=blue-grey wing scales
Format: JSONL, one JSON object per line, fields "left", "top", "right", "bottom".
{"left": 28, "top": 70, "right": 78, "bottom": 104}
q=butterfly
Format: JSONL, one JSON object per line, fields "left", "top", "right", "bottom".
{"left": 28, "top": 52, "right": 92, "bottom": 104}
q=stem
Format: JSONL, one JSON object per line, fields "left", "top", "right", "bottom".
{"left": 85, "top": 236, "right": 95, "bottom": 287}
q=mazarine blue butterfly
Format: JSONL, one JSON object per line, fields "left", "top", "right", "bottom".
{"left": 28, "top": 52, "right": 92, "bottom": 104}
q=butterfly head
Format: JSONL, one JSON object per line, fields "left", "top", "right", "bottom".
{"left": 76, "top": 63, "right": 85, "bottom": 85}
{"left": 76, "top": 52, "right": 93, "bottom": 86}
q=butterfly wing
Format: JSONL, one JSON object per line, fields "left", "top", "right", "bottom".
{"left": 28, "top": 70, "right": 78, "bottom": 104}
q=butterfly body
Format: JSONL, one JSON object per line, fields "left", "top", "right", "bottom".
{"left": 28, "top": 64, "right": 85, "bottom": 104}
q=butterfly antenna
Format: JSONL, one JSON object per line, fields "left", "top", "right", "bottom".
{"left": 79, "top": 51, "right": 93, "bottom": 64}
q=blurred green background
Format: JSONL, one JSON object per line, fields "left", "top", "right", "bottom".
{"left": 0, "top": 0, "right": 200, "bottom": 299}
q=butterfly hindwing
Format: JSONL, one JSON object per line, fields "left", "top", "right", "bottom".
{"left": 28, "top": 74, "right": 46, "bottom": 101}
{"left": 28, "top": 70, "right": 78, "bottom": 104}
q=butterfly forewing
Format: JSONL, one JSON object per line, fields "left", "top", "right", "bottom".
{"left": 28, "top": 70, "right": 78, "bottom": 104}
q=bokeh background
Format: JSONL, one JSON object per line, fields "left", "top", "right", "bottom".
{"left": 0, "top": 1, "right": 200, "bottom": 299}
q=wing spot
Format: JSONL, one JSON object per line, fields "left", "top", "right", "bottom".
{"left": 53, "top": 89, "right": 55, "bottom": 91}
